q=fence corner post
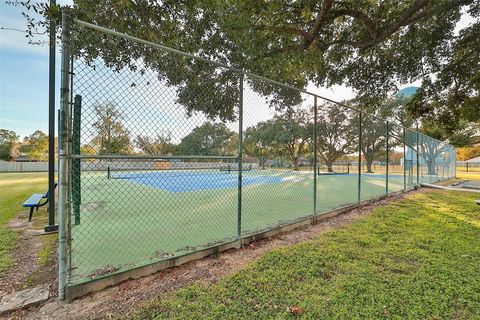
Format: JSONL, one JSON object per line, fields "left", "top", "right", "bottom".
{"left": 313, "top": 96, "right": 318, "bottom": 222}
{"left": 58, "top": 11, "right": 72, "bottom": 301}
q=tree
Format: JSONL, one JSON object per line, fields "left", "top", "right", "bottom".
{"left": 23, "top": 130, "right": 49, "bottom": 161}
{"left": 349, "top": 97, "right": 392, "bottom": 173}
{"left": 244, "top": 108, "right": 311, "bottom": 170}
{"left": 361, "top": 116, "right": 388, "bottom": 173}
{"left": 244, "top": 126, "right": 274, "bottom": 170}
{"left": 16, "top": 0, "right": 474, "bottom": 121}
{"left": 409, "top": 13, "right": 480, "bottom": 145}
{"left": 135, "top": 132, "right": 176, "bottom": 156}
{"left": 315, "top": 104, "right": 357, "bottom": 172}
{"left": 419, "top": 120, "right": 451, "bottom": 175}
{"left": 457, "top": 145, "right": 480, "bottom": 160}
{"left": 80, "top": 144, "right": 96, "bottom": 155}
{"left": 179, "top": 123, "right": 237, "bottom": 156}
{"left": 0, "top": 129, "right": 20, "bottom": 161}
{"left": 91, "top": 103, "right": 132, "bottom": 154}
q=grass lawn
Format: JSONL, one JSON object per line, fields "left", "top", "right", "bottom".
{"left": 457, "top": 171, "right": 480, "bottom": 181}
{"left": 0, "top": 173, "right": 48, "bottom": 275}
{"left": 131, "top": 189, "right": 480, "bottom": 319}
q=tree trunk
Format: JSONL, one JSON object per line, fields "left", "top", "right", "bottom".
{"left": 366, "top": 157, "right": 374, "bottom": 173}
{"left": 326, "top": 160, "right": 334, "bottom": 172}
{"left": 427, "top": 157, "right": 437, "bottom": 175}
{"left": 292, "top": 157, "right": 299, "bottom": 171}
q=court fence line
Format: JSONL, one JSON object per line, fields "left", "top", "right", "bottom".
{"left": 57, "top": 13, "right": 457, "bottom": 300}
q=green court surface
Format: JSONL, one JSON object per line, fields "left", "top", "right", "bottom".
{"left": 69, "top": 170, "right": 408, "bottom": 284}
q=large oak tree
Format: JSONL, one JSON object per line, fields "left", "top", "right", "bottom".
{"left": 17, "top": 0, "right": 475, "bottom": 123}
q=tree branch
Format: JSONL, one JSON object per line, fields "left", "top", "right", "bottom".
{"left": 254, "top": 25, "right": 310, "bottom": 38}
{"left": 303, "top": 0, "right": 335, "bottom": 49}
{"left": 329, "top": 9, "right": 379, "bottom": 39}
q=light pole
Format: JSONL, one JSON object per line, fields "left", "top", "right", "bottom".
{"left": 45, "top": 0, "right": 58, "bottom": 232}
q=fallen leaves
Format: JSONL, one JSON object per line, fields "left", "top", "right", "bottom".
{"left": 286, "top": 305, "right": 302, "bottom": 316}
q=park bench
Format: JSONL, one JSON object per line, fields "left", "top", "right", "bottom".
{"left": 23, "top": 184, "right": 57, "bottom": 222}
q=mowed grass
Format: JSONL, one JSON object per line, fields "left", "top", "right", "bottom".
{"left": 0, "top": 172, "right": 48, "bottom": 274}
{"left": 131, "top": 190, "right": 480, "bottom": 319}
{"left": 457, "top": 170, "right": 480, "bottom": 181}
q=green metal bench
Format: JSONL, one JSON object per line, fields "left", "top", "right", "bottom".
{"left": 22, "top": 184, "right": 57, "bottom": 222}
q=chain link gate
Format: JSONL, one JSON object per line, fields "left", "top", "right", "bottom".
{"left": 57, "top": 13, "right": 457, "bottom": 299}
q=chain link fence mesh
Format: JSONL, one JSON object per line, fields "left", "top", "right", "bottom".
{"left": 61, "top": 18, "right": 457, "bottom": 287}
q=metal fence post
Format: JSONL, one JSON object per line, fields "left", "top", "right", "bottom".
{"left": 386, "top": 121, "right": 389, "bottom": 195}
{"left": 454, "top": 147, "right": 457, "bottom": 178}
{"left": 358, "top": 112, "right": 362, "bottom": 203}
{"left": 72, "top": 95, "right": 82, "bottom": 225}
{"left": 313, "top": 96, "right": 318, "bottom": 220}
{"left": 58, "top": 12, "right": 72, "bottom": 300}
{"left": 416, "top": 125, "right": 420, "bottom": 186}
{"left": 403, "top": 128, "right": 406, "bottom": 190}
{"left": 237, "top": 73, "right": 243, "bottom": 241}
{"left": 46, "top": 0, "right": 57, "bottom": 233}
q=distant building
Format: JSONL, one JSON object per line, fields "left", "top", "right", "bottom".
{"left": 15, "top": 154, "right": 38, "bottom": 162}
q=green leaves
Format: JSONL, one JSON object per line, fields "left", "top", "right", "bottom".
{"left": 15, "top": 0, "right": 473, "bottom": 122}
{"left": 409, "top": 19, "right": 480, "bottom": 145}
{"left": 91, "top": 103, "right": 133, "bottom": 154}
{"left": 178, "top": 122, "right": 238, "bottom": 156}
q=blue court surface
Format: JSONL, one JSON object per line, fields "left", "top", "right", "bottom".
{"left": 112, "top": 170, "right": 284, "bottom": 192}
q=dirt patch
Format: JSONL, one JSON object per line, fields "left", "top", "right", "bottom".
{"left": 0, "top": 211, "right": 58, "bottom": 316}
{"left": 0, "top": 215, "right": 42, "bottom": 295}
{"left": 12, "top": 190, "right": 420, "bottom": 320}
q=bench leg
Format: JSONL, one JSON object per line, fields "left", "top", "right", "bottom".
{"left": 29, "top": 207, "right": 34, "bottom": 222}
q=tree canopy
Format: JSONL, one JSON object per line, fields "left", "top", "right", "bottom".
{"left": 315, "top": 104, "right": 356, "bottom": 172}
{"left": 0, "top": 129, "right": 20, "bottom": 161}
{"left": 22, "top": 130, "right": 49, "bottom": 161}
{"left": 409, "top": 13, "right": 480, "bottom": 145}
{"left": 135, "top": 133, "right": 176, "bottom": 156}
{"left": 178, "top": 122, "right": 237, "bottom": 156}
{"left": 91, "top": 103, "right": 132, "bottom": 154}
{"left": 17, "top": 0, "right": 477, "bottom": 127}
{"left": 244, "top": 108, "right": 311, "bottom": 170}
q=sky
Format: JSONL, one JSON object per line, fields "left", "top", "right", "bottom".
{"left": 0, "top": 2, "right": 476, "bottom": 139}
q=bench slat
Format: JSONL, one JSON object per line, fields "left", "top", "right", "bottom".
{"left": 23, "top": 194, "right": 45, "bottom": 207}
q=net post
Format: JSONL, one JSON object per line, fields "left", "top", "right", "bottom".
{"left": 58, "top": 11, "right": 72, "bottom": 301}
{"left": 313, "top": 96, "right": 318, "bottom": 221}
{"left": 237, "top": 73, "right": 244, "bottom": 241}
{"left": 385, "top": 121, "right": 389, "bottom": 195}
{"left": 357, "top": 112, "right": 362, "bottom": 203}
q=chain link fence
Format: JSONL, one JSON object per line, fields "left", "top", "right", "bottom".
{"left": 57, "top": 15, "right": 457, "bottom": 297}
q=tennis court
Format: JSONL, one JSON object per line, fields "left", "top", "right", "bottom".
{"left": 70, "top": 167, "right": 406, "bottom": 282}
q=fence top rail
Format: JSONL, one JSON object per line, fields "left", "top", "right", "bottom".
{"left": 71, "top": 16, "right": 447, "bottom": 146}
{"left": 71, "top": 154, "right": 239, "bottom": 160}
